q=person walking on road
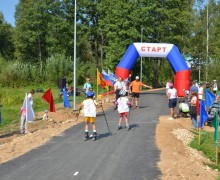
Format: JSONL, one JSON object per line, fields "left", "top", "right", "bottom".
{"left": 129, "top": 76, "right": 152, "bottom": 109}
{"left": 115, "top": 90, "right": 132, "bottom": 130}
{"left": 167, "top": 83, "right": 177, "bottom": 120}
{"left": 80, "top": 90, "right": 98, "bottom": 141}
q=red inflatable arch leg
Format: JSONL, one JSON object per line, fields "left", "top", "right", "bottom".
{"left": 174, "top": 70, "right": 190, "bottom": 97}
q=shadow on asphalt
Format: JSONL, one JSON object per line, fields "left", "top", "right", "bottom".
{"left": 130, "top": 123, "right": 139, "bottom": 130}
{"left": 98, "top": 132, "right": 114, "bottom": 140}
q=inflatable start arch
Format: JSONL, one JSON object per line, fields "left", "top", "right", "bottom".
{"left": 115, "top": 43, "right": 190, "bottom": 97}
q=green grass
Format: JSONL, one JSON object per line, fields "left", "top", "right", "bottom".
{"left": 190, "top": 130, "right": 220, "bottom": 171}
{"left": 0, "top": 86, "right": 86, "bottom": 133}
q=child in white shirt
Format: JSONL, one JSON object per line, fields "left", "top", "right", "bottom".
{"left": 115, "top": 90, "right": 132, "bottom": 130}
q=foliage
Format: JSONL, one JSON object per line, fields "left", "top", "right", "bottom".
{"left": 0, "top": 12, "right": 15, "bottom": 61}
{"left": 190, "top": 130, "right": 220, "bottom": 170}
{"left": 0, "top": 0, "right": 219, "bottom": 87}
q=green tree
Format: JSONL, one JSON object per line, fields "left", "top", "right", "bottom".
{"left": 0, "top": 12, "right": 15, "bottom": 61}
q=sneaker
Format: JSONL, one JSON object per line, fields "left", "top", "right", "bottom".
{"left": 92, "top": 132, "right": 97, "bottom": 141}
{"left": 126, "top": 125, "right": 131, "bottom": 130}
{"left": 117, "top": 125, "right": 122, "bottom": 130}
{"left": 84, "top": 132, "right": 89, "bottom": 141}
{"left": 168, "top": 117, "right": 174, "bottom": 120}
{"left": 136, "top": 106, "right": 139, "bottom": 110}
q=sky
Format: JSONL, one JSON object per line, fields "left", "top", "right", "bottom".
{"left": 0, "top": 0, "right": 19, "bottom": 26}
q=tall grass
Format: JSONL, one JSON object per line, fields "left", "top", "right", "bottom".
{"left": 190, "top": 130, "right": 220, "bottom": 171}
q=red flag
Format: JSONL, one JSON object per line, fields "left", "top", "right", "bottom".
{"left": 41, "top": 89, "right": 55, "bottom": 112}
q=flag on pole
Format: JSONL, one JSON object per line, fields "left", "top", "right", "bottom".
{"left": 97, "top": 69, "right": 108, "bottom": 89}
{"left": 205, "top": 89, "right": 216, "bottom": 108}
{"left": 102, "top": 69, "right": 115, "bottom": 87}
{"left": 42, "top": 89, "right": 55, "bottom": 112}
{"left": 199, "top": 100, "right": 209, "bottom": 128}
{"left": 22, "top": 94, "right": 35, "bottom": 122}
{"left": 63, "top": 90, "right": 71, "bottom": 108}
{"left": 108, "top": 69, "right": 117, "bottom": 82}
{"left": 212, "top": 110, "right": 219, "bottom": 144}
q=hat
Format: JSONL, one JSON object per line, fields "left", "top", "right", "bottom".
{"left": 213, "top": 79, "right": 216, "bottom": 81}
{"left": 135, "top": 76, "right": 139, "bottom": 80}
{"left": 44, "top": 110, "right": 48, "bottom": 113}
{"left": 86, "top": 90, "right": 95, "bottom": 97}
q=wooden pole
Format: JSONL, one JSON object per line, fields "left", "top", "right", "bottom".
{"left": 97, "top": 68, "right": 99, "bottom": 96}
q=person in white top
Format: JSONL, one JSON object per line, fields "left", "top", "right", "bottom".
{"left": 212, "top": 79, "right": 218, "bottom": 95}
{"left": 114, "top": 76, "right": 125, "bottom": 100}
{"left": 115, "top": 90, "right": 132, "bottom": 130}
{"left": 166, "top": 80, "right": 172, "bottom": 96}
{"left": 28, "top": 89, "right": 35, "bottom": 106}
{"left": 79, "top": 91, "right": 99, "bottom": 141}
{"left": 167, "top": 83, "right": 177, "bottom": 120}
{"left": 198, "top": 82, "right": 204, "bottom": 100}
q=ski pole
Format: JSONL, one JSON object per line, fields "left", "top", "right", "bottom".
{"left": 100, "top": 103, "right": 111, "bottom": 133}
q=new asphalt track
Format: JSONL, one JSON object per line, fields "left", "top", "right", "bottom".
{"left": 0, "top": 89, "right": 169, "bottom": 180}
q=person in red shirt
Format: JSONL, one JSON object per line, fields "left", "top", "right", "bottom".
{"left": 129, "top": 76, "right": 152, "bottom": 109}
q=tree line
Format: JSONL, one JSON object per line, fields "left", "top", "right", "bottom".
{"left": 0, "top": 0, "right": 219, "bottom": 88}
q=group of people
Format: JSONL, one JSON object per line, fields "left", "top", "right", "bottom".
{"left": 80, "top": 74, "right": 152, "bottom": 141}
{"left": 166, "top": 79, "right": 219, "bottom": 129}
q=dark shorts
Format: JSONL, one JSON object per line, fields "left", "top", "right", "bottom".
{"left": 168, "top": 98, "right": 177, "bottom": 108}
{"left": 132, "top": 92, "right": 140, "bottom": 98}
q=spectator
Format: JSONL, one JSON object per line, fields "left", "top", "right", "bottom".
{"left": 83, "top": 78, "right": 92, "bottom": 94}
{"left": 20, "top": 106, "right": 27, "bottom": 134}
{"left": 166, "top": 80, "right": 172, "bottom": 96}
{"left": 129, "top": 76, "right": 152, "bottom": 109}
{"left": 189, "top": 91, "right": 198, "bottom": 129}
{"left": 189, "top": 80, "right": 198, "bottom": 101}
{"left": 28, "top": 89, "right": 35, "bottom": 106}
{"left": 212, "top": 79, "right": 218, "bottom": 95}
{"left": 198, "top": 82, "right": 204, "bottom": 101}
{"left": 167, "top": 83, "right": 177, "bottom": 120}
{"left": 114, "top": 76, "right": 125, "bottom": 101}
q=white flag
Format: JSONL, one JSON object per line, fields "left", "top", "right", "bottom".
{"left": 22, "top": 94, "right": 35, "bottom": 122}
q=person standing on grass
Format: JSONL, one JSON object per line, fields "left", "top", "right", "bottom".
{"left": 83, "top": 78, "right": 92, "bottom": 95}
{"left": 115, "top": 90, "right": 132, "bottom": 130}
{"left": 28, "top": 89, "right": 35, "bottom": 106}
{"left": 20, "top": 106, "right": 27, "bottom": 134}
{"left": 129, "top": 76, "right": 152, "bottom": 109}
{"left": 79, "top": 90, "right": 98, "bottom": 141}
{"left": 189, "top": 91, "right": 198, "bottom": 129}
{"left": 212, "top": 79, "right": 218, "bottom": 95}
{"left": 167, "top": 83, "right": 177, "bottom": 120}
{"left": 198, "top": 82, "right": 204, "bottom": 101}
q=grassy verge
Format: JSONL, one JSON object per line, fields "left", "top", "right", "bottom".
{"left": 190, "top": 130, "right": 220, "bottom": 172}
{"left": 0, "top": 86, "right": 86, "bottom": 135}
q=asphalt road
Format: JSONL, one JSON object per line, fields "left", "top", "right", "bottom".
{"left": 0, "top": 89, "right": 169, "bottom": 180}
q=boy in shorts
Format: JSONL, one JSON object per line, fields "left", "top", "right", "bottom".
{"left": 115, "top": 90, "right": 132, "bottom": 130}
{"left": 80, "top": 90, "right": 98, "bottom": 141}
